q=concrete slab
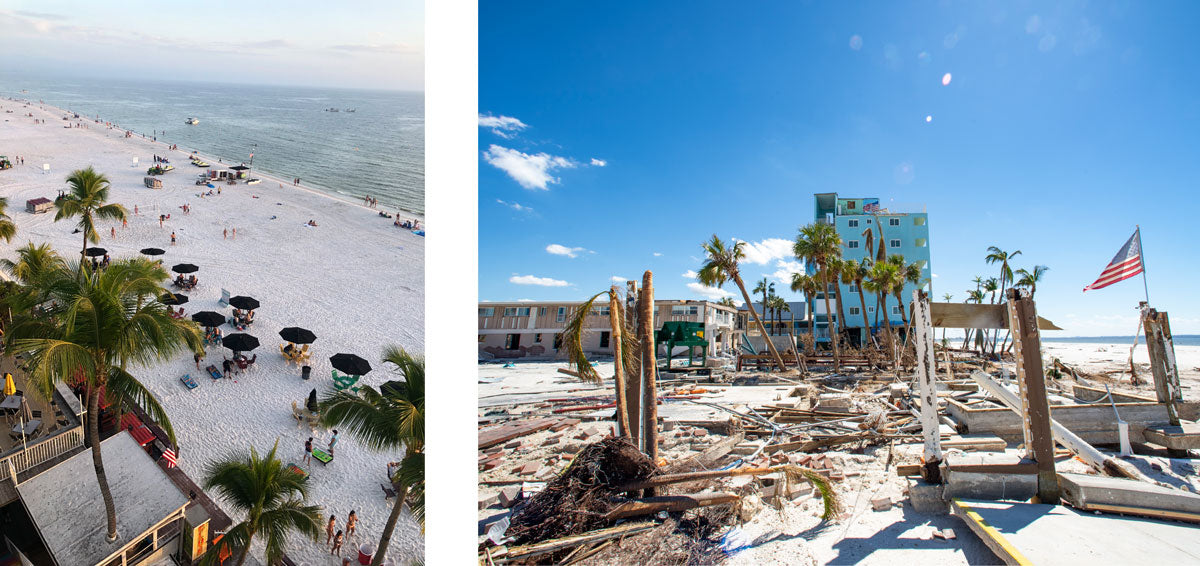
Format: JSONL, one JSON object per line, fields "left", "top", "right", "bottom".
{"left": 1142, "top": 423, "right": 1200, "bottom": 450}
{"left": 951, "top": 498, "right": 1200, "bottom": 565}
{"left": 1059, "top": 472, "right": 1200, "bottom": 518}
{"left": 942, "top": 451, "right": 1038, "bottom": 502}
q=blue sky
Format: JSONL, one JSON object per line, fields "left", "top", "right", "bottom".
{"left": 479, "top": 1, "right": 1200, "bottom": 336}
{"left": 0, "top": 1, "right": 422, "bottom": 90}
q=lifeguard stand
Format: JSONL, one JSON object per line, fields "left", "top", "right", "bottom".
{"left": 656, "top": 321, "right": 708, "bottom": 368}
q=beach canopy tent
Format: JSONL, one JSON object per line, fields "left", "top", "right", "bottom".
{"left": 229, "top": 164, "right": 250, "bottom": 179}
{"left": 25, "top": 197, "right": 52, "bottom": 214}
{"left": 172, "top": 263, "right": 199, "bottom": 274}
{"left": 84, "top": 247, "right": 107, "bottom": 257}
{"left": 229, "top": 296, "right": 260, "bottom": 310}
{"left": 279, "top": 327, "right": 317, "bottom": 344}
{"left": 192, "top": 311, "right": 225, "bottom": 328}
{"left": 222, "top": 333, "right": 259, "bottom": 353}
{"left": 330, "top": 353, "right": 371, "bottom": 376}
{"left": 159, "top": 291, "right": 188, "bottom": 306}
{"left": 140, "top": 247, "right": 165, "bottom": 256}
{"left": 306, "top": 388, "right": 319, "bottom": 412}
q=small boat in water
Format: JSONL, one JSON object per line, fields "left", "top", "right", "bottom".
{"left": 185, "top": 117, "right": 199, "bottom": 125}
{"left": 325, "top": 108, "right": 340, "bottom": 112}
{"left": 345, "top": 108, "right": 356, "bottom": 113}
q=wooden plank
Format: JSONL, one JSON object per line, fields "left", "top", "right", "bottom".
{"left": 1079, "top": 503, "right": 1200, "bottom": 524}
{"left": 488, "top": 521, "right": 658, "bottom": 562}
{"left": 1007, "top": 289, "right": 1058, "bottom": 504}
{"left": 605, "top": 492, "right": 739, "bottom": 520}
{"left": 950, "top": 499, "right": 1036, "bottom": 566}
{"left": 913, "top": 289, "right": 942, "bottom": 482}
{"left": 478, "top": 418, "right": 561, "bottom": 449}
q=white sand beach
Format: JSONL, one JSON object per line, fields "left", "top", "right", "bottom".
{"left": 0, "top": 100, "right": 423, "bottom": 563}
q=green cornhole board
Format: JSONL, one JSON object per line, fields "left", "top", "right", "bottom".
{"left": 312, "top": 447, "right": 334, "bottom": 465}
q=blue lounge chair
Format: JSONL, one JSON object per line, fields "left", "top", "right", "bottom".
{"left": 180, "top": 374, "right": 198, "bottom": 389}
{"left": 206, "top": 365, "right": 223, "bottom": 380}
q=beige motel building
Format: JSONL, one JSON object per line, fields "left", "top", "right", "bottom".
{"left": 479, "top": 299, "right": 739, "bottom": 360}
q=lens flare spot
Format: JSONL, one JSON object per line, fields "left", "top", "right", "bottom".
{"left": 849, "top": 35, "right": 863, "bottom": 50}
{"left": 941, "top": 72, "right": 952, "bottom": 86}
{"left": 925, "top": 115, "right": 932, "bottom": 123}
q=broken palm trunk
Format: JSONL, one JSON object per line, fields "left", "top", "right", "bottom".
{"left": 639, "top": 271, "right": 658, "bottom": 467}
{"left": 1141, "top": 306, "right": 1183, "bottom": 426}
{"left": 912, "top": 289, "right": 943, "bottom": 484}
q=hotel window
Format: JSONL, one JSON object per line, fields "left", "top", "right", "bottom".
{"left": 892, "top": 305, "right": 902, "bottom": 315}
{"left": 868, "top": 306, "right": 875, "bottom": 313}
{"left": 914, "top": 217, "right": 926, "bottom": 226}
{"left": 889, "top": 218, "right": 900, "bottom": 226}
{"left": 503, "top": 307, "right": 531, "bottom": 317}
{"left": 849, "top": 306, "right": 861, "bottom": 315}
{"left": 599, "top": 331, "right": 611, "bottom": 348}
{"left": 504, "top": 333, "right": 521, "bottom": 350}
{"left": 915, "top": 238, "right": 927, "bottom": 247}
{"left": 557, "top": 307, "right": 566, "bottom": 322}
{"left": 847, "top": 201, "right": 856, "bottom": 209}
{"left": 538, "top": 307, "right": 547, "bottom": 316}
{"left": 672, "top": 305, "right": 699, "bottom": 316}
{"left": 591, "top": 306, "right": 611, "bottom": 316}
{"left": 848, "top": 283, "right": 858, "bottom": 293}
{"left": 848, "top": 219, "right": 859, "bottom": 228}
{"left": 847, "top": 240, "right": 859, "bottom": 249}
{"left": 890, "top": 239, "right": 901, "bottom": 248}
{"left": 535, "top": 333, "right": 542, "bottom": 342}
{"left": 479, "top": 307, "right": 495, "bottom": 317}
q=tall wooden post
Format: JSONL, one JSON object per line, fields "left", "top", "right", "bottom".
{"left": 912, "top": 290, "right": 942, "bottom": 483}
{"left": 1141, "top": 306, "right": 1182, "bottom": 426}
{"left": 1006, "top": 288, "right": 1059, "bottom": 504}
{"left": 624, "top": 281, "right": 641, "bottom": 443}
{"left": 639, "top": 271, "right": 658, "bottom": 467}
{"left": 608, "top": 287, "right": 632, "bottom": 438}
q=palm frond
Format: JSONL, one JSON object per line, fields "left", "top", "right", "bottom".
{"left": 318, "top": 386, "right": 413, "bottom": 451}
{"left": 259, "top": 498, "right": 324, "bottom": 562}
{"left": 108, "top": 366, "right": 176, "bottom": 446}
{"left": 559, "top": 292, "right": 607, "bottom": 384}
{"left": 397, "top": 451, "right": 425, "bottom": 530}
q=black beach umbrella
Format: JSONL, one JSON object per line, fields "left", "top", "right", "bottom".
{"left": 329, "top": 353, "right": 371, "bottom": 376}
{"left": 159, "top": 291, "right": 189, "bottom": 306}
{"left": 279, "top": 327, "right": 317, "bottom": 344}
{"left": 229, "top": 296, "right": 260, "bottom": 310}
{"left": 84, "top": 247, "right": 107, "bottom": 257}
{"left": 140, "top": 247, "right": 165, "bottom": 256}
{"left": 222, "top": 333, "right": 260, "bottom": 353}
{"left": 172, "top": 263, "right": 199, "bottom": 274}
{"left": 306, "top": 388, "right": 319, "bottom": 412}
{"left": 192, "top": 311, "right": 225, "bottom": 328}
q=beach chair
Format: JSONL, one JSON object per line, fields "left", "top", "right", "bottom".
{"left": 306, "top": 411, "right": 321, "bottom": 429}
{"left": 291, "top": 401, "right": 305, "bottom": 428}
{"left": 179, "top": 374, "right": 198, "bottom": 390}
{"left": 287, "top": 463, "right": 309, "bottom": 480}
{"left": 206, "top": 365, "right": 223, "bottom": 380}
{"left": 311, "top": 447, "right": 333, "bottom": 465}
{"left": 297, "top": 344, "right": 311, "bottom": 364}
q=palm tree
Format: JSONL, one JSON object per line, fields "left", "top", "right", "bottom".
{"left": 963, "top": 289, "right": 985, "bottom": 351}
{"left": 865, "top": 260, "right": 900, "bottom": 334}
{"left": 790, "top": 273, "right": 819, "bottom": 343}
{"left": 55, "top": 167, "right": 127, "bottom": 263}
{"left": 794, "top": 222, "right": 843, "bottom": 369}
{"left": 941, "top": 293, "right": 953, "bottom": 344}
{"left": 982, "top": 277, "right": 1000, "bottom": 355}
{"left": 0, "top": 197, "right": 18, "bottom": 244}
{"left": 752, "top": 278, "right": 774, "bottom": 334}
{"left": 558, "top": 290, "right": 636, "bottom": 434}
{"left": 716, "top": 297, "right": 737, "bottom": 308}
{"left": 828, "top": 258, "right": 852, "bottom": 345}
{"left": 0, "top": 242, "right": 65, "bottom": 285}
{"left": 770, "top": 296, "right": 790, "bottom": 339}
{"left": 985, "top": 247, "right": 1021, "bottom": 352}
{"left": 1015, "top": 265, "right": 1049, "bottom": 298}
{"left": 320, "top": 347, "right": 425, "bottom": 565}
{"left": 699, "top": 235, "right": 785, "bottom": 370}
{"left": 886, "top": 255, "right": 922, "bottom": 344}
{"left": 202, "top": 441, "right": 323, "bottom": 566}
{"left": 6, "top": 259, "right": 203, "bottom": 542}
{"left": 848, "top": 259, "right": 874, "bottom": 347}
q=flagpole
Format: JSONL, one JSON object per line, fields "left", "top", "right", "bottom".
{"left": 1137, "top": 225, "right": 1150, "bottom": 305}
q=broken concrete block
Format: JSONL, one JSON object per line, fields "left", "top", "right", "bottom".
{"left": 872, "top": 497, "right": 893, "bottom": 511}
{"left": 662, "top": 420, "right": 676, "bottom": 432}
{"left": 481, "top": 459, "right": 503, "bottom": 471}
{"left": 516, "top": 462, "right": 541, "bottom": 476}
{"left": 498, "top": 486, "right": 521, "bottom": 508}
{"left": 479, "top": 494, "right": 499, "bottom": 509}
{"left": 907, "top": 480, "right": 948, "bottom": 515}
{"left": 541, "top": 436, "right": 561, "bottom": 447}
{"left": 692, "top": 428, "right": 709, "bottom": 437}
{"left": 483, "top": 445, "right": 503, "bottom": 455}
{"left": 889, "top": 383, "right": 909, "bottom": 400}
{"left": 503, "top": 440, "right": 523, "bottom": 450}
{"left": 933, "top": 528, "right": 957, "bottom": 540}
{"left": 560, "top": 442, "right": 581, "bottom": 455}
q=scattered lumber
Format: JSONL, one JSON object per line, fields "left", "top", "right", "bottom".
{"left": 486, "top": 521, "right": 658, "bottom": 563}
{"left": 479, "top": 418, "right": 563, "bottom": 449}
{"left": 605, "top": 492, "right": 739, "bottom": 520}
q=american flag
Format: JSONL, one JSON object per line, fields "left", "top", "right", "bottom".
{"left": 1083, "top": 228, "right": 1144, "bottom": 292}
{"left": 163, "top": 447, "right": 177, "bottom": 469}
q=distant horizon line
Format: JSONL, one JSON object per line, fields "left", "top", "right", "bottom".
{"left": 0, "top": 68, "right": 423, "bottom": 95}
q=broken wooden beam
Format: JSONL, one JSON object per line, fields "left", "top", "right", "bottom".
{"left": 478, "top": 418, "right": 564, "bottom": 449}
{"left": 605, "top": 492, "right": 740, "bottom": 520}
{"left": 485, "top": 521, "right": 658, "bottom": 562}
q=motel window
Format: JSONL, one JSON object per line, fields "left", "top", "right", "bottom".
{"left": 505, "top": 334, "right": 521, "bottom": 350}
{"left": 479, "top": 307, "right": 494, "bottom": 317}
{"left": 849, "top": 307, "right": 860, "bottom": 316}
{"left": 557, "top": 307, "right": 566, "bottom": 322}
{"left": 848, "top": 283, "right": 858, "bottom": 293}
{"left": 672, "top": 305, "right": 699, "bottom": 316}
{"left": 892, "top": 305, "right": 902, "bottom": 315}
{"left": 868, "top": 306, "right": 875, "bottom": 314}
{"left": 591, "top": 306, "right": 611, "bottom": 316}
{"left": 848, "top": 219, "right": 859, "bottom": 228}
{"left": 504, "top": 307, "right": 531, "bottom": 317}
{"left": 915, "top": 238, "right": 927, "bottom": 247}
{"left": 847, "top": 201, "right": 856, "bottom": 209}
{"left": 847, "top": 240, "right": 859, "bottom": 249}
{"left": 599, "top": 331, "right": 611, "bottom": 348}
{"left": 889, "top": 218, "right": 900, "bottom": 226}
{"left": 535, "top": 333, "right": 542, "bottom": 342}
{"left": 478, "top": 335, "right": 485, "bottom": 342}
{"left": 890, "top": 239, "right": 901, "bottom": 248}
{"left": 914, "top": 217, "right": 926, "bottom": 226}
{"left": 553, "top": 334, "right": 562, "bottom": 349}
{"left": 539, "top": 307, "right": 547, "bottom": 316}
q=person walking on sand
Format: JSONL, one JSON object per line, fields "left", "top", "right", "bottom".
{"left": 232, "top": 228, "right": 237, "bottom": 239}
{"left": 110, "top": 227, "right": 116, "bottom": 239}
{"left": 330, "top": 530, "right": 343, "bottom": 555}
{"left": 122, "top": 218, "right": 127, "bottom": 229}
{"left": 170, "top": 231, "right": 176, "bottom": 245}
{"left": 304, "top": 437, "right": 313, "bottom": 466}
{"left": 134, "top": 205, "right": 139, "bottom": 215}
{"left": 223, "top": 228, "right": 227, "bottom": 240}
{"left": 328, "top": 429, "right": 339, "bottom": 457}
{"left": 325, "top": 515, "right": 337, "bottom": 545}
{"left": 345, "top": 510, "right": 357, "bottom": 539}
{"left": 194, "top": 350, "right": 203, "bottom": 369}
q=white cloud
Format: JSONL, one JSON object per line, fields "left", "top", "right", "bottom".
{"left": 590, "top": 158, "right": 607, "bottom": 167}
{"left": 687, "top": 282, "right": 735, "bottom": 301}
{"left": 932, "top": 273, "right": 940, "bottom": 278}
{"left": 496, "top": 199, "right": 534, "bottom": 214}
{"left": 546, "top": 244, "right": 588, "bottom": 258}
{"left": 516, "top": 298, "right": 535, "bottom": 302}
{"left": 737, "top": 238, "right": 793, "bottom": 265}
{"left": 653, "top": 252, "right": 663, "bottom": 257}
{"left": 510, "top": 274, "right": 569, "bottom": 287}
{"left": 769, "top": 260, "right": 805, "bottom": 284}
{"left": 682, "top": 270, "right": 698, "bottom": 279}
{"left": 611, "top": 276, "right": 628, "bottom": 283}
{"left": 478, "top": 114, "right": 529, "bottom": 138}
{"left": 483, "top": 145, "right": 575, "bottom": 190}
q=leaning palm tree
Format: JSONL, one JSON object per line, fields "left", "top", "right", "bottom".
{"left": 794, "top": 222, "right": 843, "bottom": 369}
{"left": 886, "top": 255, "right": 923, "bottom": 345}
{"left": 790, "top": 273, "right": 819, "bottom": 343}
{"left": 0, "top": 197, "right": 18, "bottom": 244}
{"left": 1015, "top": 265, "right": 1049, "bottom": 298}
{"left": 865, "top": 260, "right": 900, "bottom": 334}
{"left": 699, "top": 235, "right": 785, "bottom": 370}
{"left": 320, "top": 346, "right": 425, "bottom": 566}
{"left": 5, "top": 259, "right": 203, "bottom": 542}
{"left": 55, "top": 167, "right": 127, "bottom": 263}
{"left": 557, "top": 290, "right": 637, "bottom": 435}
{"left": 848, "top": 258, "right": 875, "bottom": 348}
{"left": 201, "top": 441, "right": 324, "bottom": 566}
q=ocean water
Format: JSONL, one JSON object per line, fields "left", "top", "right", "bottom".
{"left": 1043, "top": 335, "right": 1200, "bottom": 347}
{"left": 0, "top": 73, "right": 423, "bottom": 214}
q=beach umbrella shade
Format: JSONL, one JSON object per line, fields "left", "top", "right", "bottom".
{"left": 228, "top": 296, "right": 260, "bottom": 310}
{"left": 140, "top": 247, "right": 165, "bottom": 256}
{"left": 192, "top": 311, "right": 225, "bottom": 328}
{"left": 3, "top": 373, "right": 13, "bottom": 397}
{"left": 159, "top": 291, "right": 189, "bottom": 306}
{"left": 306, "top": 388, "right": 318, "bottom": 412}
{"left": 279, "top": 327, "right": 317, "bottom": 344}
{"left": 222, "top": 333, "right": 260, "bottom": 353}
{"left": 84, "top": 247, "right": 107, "bottom": 257}
{"left": 172, "top": 263, "right": 199, "bottom": 274}
{"left": 329, "top": 353, "right": 371, "bottom": 376}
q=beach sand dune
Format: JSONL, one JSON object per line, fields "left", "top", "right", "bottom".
{"left": 0, "top": 101, "right": 423, "bottom": 563}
